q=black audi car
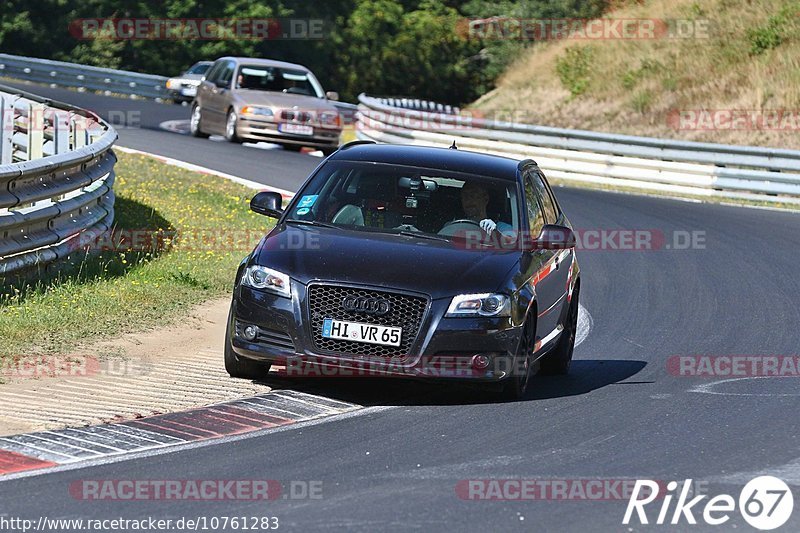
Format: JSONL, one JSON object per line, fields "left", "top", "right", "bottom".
{"left": 227, "top": 142, "right": 580, "bottom": 399}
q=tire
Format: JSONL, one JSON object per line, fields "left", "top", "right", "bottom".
{"left": 499, "top": 315, "right": 536, "bottom": 401}
{"left": 225, "top": 109, "right": 242, "bottom": 143}
{"left": 282, "top": 143, "right": 303, "bottom": 152}
{"left": 224, "top": 308, "right": 270, "bottom": 380}
{"left": 189, "top": 104, "right": 209, "bottom": 138}
{"left": 540, "top": 287, "right": 579, "bottom": 376}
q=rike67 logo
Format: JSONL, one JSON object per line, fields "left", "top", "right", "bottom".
{"left": 623, "top": 476, "right": 794, "bottom": 530}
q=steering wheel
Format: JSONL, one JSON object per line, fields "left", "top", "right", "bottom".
{"left": 438, "top": 218, "right": 483, "bottom": 237}
{"left": 443, "top": 219, "right": 481, "bottom": 229}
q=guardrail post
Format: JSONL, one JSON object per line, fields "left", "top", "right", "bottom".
{"left": 52, "top": 110, "right": 70, "bottom": 154}
{"left": 27, "top": 102, "right": 45, "bottom": 160}
{"left": 70, "top": 112, "right": 88, "bottom": 149}
{"left": 0, "top": 95, "right": 13, "bottom": 164}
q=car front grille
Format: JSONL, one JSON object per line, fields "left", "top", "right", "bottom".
{"left": 307, "top": 284, "right": 428, "bottom": 358}
{"left": 280, "top": 110, "right": 312, "bottom": 123}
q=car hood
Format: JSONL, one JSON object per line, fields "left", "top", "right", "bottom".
{"left": 233, "top": 90, "right": 338, "bottom": 112}
{"left": 252, "top": 225, "right": 520, "bottom": 300}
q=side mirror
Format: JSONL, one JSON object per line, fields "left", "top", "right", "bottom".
{"left": 250, "top": 191, "right": 284, "bottom": 218}
{"left": 534, "top": 224, "right": 576, "bottom": 249}
{"left": 325, "top": 91, "right": 339, "bottom": 101}
{"left": 215, "top": 79, "right": 229, "bottom": 89}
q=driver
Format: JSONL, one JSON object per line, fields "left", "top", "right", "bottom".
{"left": 456, "top": 182, "right": 515, "bottom": 239}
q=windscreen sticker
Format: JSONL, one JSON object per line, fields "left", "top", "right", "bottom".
{"left": 296, "top": 207, "right": 310, "bottom": 216}
{"left": 297, "top": 195, "right": 318, "bottom": 209}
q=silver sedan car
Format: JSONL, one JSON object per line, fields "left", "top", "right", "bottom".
{"left": 190, "top": 57, "right": 342, "bottom": 155}
{"left": 166, "top": 61, "right": 213, "bottom": 103}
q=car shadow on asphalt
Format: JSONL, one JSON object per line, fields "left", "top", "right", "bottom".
{"left": 254, "top": 359, "right": 647, "bottom": 407}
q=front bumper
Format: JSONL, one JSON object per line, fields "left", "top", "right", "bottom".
{"left": 167, "top": 85, "right": 198, "bottom": 101}
{"left": 236, "top": 117, "right": 340, "bottom": 148}
{"left": 231, "top": 282, "right": 523, "bottom": 381}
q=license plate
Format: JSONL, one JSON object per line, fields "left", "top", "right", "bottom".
{"left": 181, "top": 86, "right": 197, "bottom": 96}
{"left": 322, "top": 319, "right": 402, "bottom": 347}
{"left": 279, "top": 123, "right": 314, "bottom": 136}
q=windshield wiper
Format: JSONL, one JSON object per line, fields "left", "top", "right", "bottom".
{"left": 397, "top": 230, "right": 451, "bottom": 242}
{"left": 284, "top": 219, "right": 342, "bottom": 230}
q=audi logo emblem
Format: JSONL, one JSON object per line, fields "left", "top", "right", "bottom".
{"left": 342, "top": 296, "right": 392, "bottom": 316}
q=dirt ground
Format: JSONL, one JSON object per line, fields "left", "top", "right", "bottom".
{"left": 0, "top": 298, "right": 272, "bottom": 436}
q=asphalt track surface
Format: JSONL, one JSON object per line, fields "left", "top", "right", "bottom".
{"left": 2, "top": 83, "right": 800, "bottom": 532}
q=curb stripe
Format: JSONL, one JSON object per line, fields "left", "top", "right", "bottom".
{"left": 99, "top": 424, "right": 184, "bottom": 444}
{"left": 0, "top": 391, "right": 361, "bottom": 478}
{"left": 216, "top": 406, "right": 288, "bottom": 426}
{"left": 0, "top": 437, "right": 76, "bottom": 462}
{"left": 124, "top": 420, "right": 209, "bottom": 440}
{"left": 0, "top": 450, "right": 58, "bottom": 475}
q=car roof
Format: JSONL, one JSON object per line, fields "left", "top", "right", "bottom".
{"left": 215, "top": 57, "right": 310, "bottom": 72}
{"left": 329, "top": 143, "right": 522, "bottom": 181}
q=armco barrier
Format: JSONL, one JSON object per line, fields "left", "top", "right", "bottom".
{"left": 0, "top": 83, "right": 116, "bottom": 277}
{"left": 356, "top": 94, "right": 800, "bottom": 205}
{"left": 0, "top": 53, "right": 168, "bottom": 99}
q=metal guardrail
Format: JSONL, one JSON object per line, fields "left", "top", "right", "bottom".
{"left": 357, "top": 94, "right": 800, "bottom": 205}
{"left": 0, "top": 53, "right": 168, "bottom": 99}
{"left": 0, "top": 83, "right": 117, "bottom": 278}
{"left": 367, "top": 97, "right": 460, "bottom": 115}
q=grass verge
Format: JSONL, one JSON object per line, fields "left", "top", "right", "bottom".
{"left": 0, "top": 152, "right": 272, "bottom": 360}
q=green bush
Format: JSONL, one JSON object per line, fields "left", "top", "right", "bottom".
{"left": 745, "top": 3, "right": 799, "bottom": 55}
{"left": 621, "top": 59, "right": 663, "bottom": 90}
{"left": 631, "top": 89, "right": 653, "bottom": 113}
{"left": 747, "top": 19, "right": 784, "bottom": 54}
{"left": 556, "top": 46, "right": 594, "bottom": 97}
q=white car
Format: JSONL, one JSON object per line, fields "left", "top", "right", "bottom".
{"left": 166, "top": 61, "right": 213, "bottom": 103}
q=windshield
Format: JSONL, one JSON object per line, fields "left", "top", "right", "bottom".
{"left": 186, "top": 62, "right": 210, "bottom": 75}
{"left": 235, "top": 65, "right": 324, "bottom": 98}
{"left": 285, "top": 161, "right": 521, "bottom": 244}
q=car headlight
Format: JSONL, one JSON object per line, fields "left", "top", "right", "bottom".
{"left": 241, "top": 265, "right": 291, "bottom": 297}
{"left": 166, "top": 79, "right": 176, "bottom": 89}
{"left": 446, "top": 293, "right": 510, "bottom": 317}
{"left": 241, "top": 106, "right": 274, "bottom": 117}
